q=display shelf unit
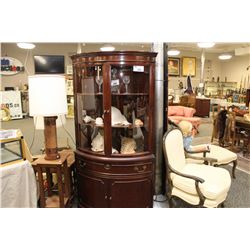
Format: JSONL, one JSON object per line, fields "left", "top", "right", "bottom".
{"left": 204, "top": 81, "right": 237, "bottom": 98}
{"left": 71, "top": 51, "right": 157, "bottom": 208}
{"left": 65, "top": 74, "right": 74, "bottom": 118}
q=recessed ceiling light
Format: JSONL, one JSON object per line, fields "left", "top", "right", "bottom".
{"left": 100, "top": 44, "right": 115, "bottom": 51}
{"left": 167, "top": 49, "right": 180, "bottom": 56}
{"left": 17, "top": 43, "right": 36, "bottom": 49}
{"left": 197, "top": 42, "right": 215, "bottom": 48}
{"left": 218, "top": 54, "right": 232, "bottom": 60}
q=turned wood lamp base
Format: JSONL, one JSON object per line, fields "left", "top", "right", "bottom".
{"left": 44, "top": 116, "right": 60, "bottom": 160}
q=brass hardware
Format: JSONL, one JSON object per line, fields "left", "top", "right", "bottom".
{"left": 104, "top": 109, "right": 110, "bottom": 114}
{"left": 79, "top": 161, "right": 86, "bottom": 168}
{"left": 104, "top": 164, "right": 111, "bottom": 170}
{"left": 134, "top": 165, "right": 147, "bottom": 173}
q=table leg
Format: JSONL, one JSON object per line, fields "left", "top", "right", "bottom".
{"left": 37, "top": 168, "right": 46, "bottom": 208}
{"left": 57, "top": 167, "right": 64, "bottom": 208}
{"left": 46, "top": 169, "right": 53, "bottom": 196}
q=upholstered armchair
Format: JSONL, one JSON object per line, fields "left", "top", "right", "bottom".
{"left": 163, "top": 127, "right": 231, "bottom": 208}
{"left": 185, "top": 144, "right": 237, "bottom": 178}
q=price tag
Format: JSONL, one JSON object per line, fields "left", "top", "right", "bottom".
{"left": 133, "top": 66, "right": 144, "bottom": 72}
{"left": 111, "top": 79, "right": 119, "bottom": 86}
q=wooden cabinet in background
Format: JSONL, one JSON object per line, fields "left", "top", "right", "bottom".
{"left": 195, "top": 98, "right": 211, "bottom": 117}
{"left": 246, "top": 89, "right": 250, "bottom": 107}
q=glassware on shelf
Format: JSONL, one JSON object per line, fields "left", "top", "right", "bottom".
{"left": 95, "top": 66, "right": 103, "bottom": 94}
{"left": 122, "top": 75, "right": 130, "bottom": 93}
{"left": 96, "top": 76, "right": 103, "bottom": 94}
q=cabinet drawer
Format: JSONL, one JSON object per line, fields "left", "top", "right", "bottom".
{"left": 77, "top": 159, "right": 153, "bottom": 175}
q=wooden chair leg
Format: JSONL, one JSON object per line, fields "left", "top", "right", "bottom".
{"left": 232, "top": 161, "right": 237, "bottom": 179}
{"left": 169, "top": 196, "right": 174, "bottom": 208}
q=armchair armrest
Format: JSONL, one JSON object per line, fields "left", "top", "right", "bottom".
{"left": 168, "top": 163, "right": 205, "bottom": 183}
{"left": 185, "top": 148, "right": 210, "bottom": 154}
{"left": 185, "top": 151, "right": 218, "bottom": 165}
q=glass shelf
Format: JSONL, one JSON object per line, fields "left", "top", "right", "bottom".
{"left": 81, "top": 121, "right": 144, "bottom": 129}
{"left": 111, "top": 93, "right": 149, "bottom": 96}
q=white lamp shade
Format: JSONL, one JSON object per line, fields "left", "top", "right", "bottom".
{"left": 28, "top": 75, "right": 67, "bottom": 116}
{"left": 34, "top": 115, "right": 66, "bottom": 130}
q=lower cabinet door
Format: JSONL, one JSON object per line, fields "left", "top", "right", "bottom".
{"left": 77, "top": 171, "right": 108, "bottom": 208}
{"left": 109, "top": 177, "right": 153, "bottom": 208}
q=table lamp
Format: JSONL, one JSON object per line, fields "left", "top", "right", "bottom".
{"left": 28, "top": 75, "right": 67, "bottom": 160}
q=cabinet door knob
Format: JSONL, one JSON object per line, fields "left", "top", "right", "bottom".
{"left": 105, "top": 195, "right": 108, "bottom": 199}
{"left": 109, "top": 196, "right": 112, "bottom": 200}
{"left": 104, "top": 164, "right": 111, "bottom": 170}
{"left": 104, "top": 109, "right": 110, "bottom": 114}
{"left": 79, "top": 161, "right": 86, "bottom": 168}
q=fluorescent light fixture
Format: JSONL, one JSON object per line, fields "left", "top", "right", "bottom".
{"left": 17, "top": 43, "right": 36, "bottom": 49}
{"left": 197, "top": 42, "right": 215, "bottom": 48}
{"left": 167, "top": 49, "right": 180, "bottom": 56}
{"left": 218, "top": 54, "right": 232, "bottom": 60}
{"left": 100, "top": 44, "right": 115, "bottom": 51}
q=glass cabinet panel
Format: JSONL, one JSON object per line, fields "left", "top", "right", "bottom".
{"left": 110, "top": 65, "right": 150, "bottom": 155}
{"left": 76, "top": 65, "right": 105, "bottom": 154}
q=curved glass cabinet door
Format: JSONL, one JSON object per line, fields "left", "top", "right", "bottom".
{"left": 76, "top": 65, "right": 105, "bottom": 154}
{"left": 110, "top": 64, "right": 150, "bottom": 155}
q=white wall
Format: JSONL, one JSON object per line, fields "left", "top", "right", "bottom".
{"left": 1, "top": 43, "right": 78, "bottom": 90}
{"left": 220, "top": 54, "right": 250, "bottom": 89}
{"left": 1, "top": 43, "right": 249, "bottom": 91}
{"left": 168, "top": 50, "right": 250, "bottom": 90}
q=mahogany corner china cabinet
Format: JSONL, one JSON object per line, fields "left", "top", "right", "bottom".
{"left": 71, "top": 51, "right": 157, "bottom": 207}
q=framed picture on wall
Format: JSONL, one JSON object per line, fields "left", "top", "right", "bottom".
{"left": 182, "top": 57, "right": 196, "bottom": 77}
{"left": 168, "top": 57, "right": 180, "bottom": 76}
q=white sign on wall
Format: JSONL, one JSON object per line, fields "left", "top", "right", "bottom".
{"left": 0, "top": 57, "right": 24, "bottom": 75}
{"left": 0, "top": 91, "right": 23, "bottom": 119}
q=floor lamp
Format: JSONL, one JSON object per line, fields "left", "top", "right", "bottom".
{"left": 28, "top": 75, "right": 67, "bottom": 160}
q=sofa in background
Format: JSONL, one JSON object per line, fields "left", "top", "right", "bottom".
{"left": 168, "top": 105, "right": 202, "bottom": 132}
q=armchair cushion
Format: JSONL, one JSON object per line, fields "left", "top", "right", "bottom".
{"left": 172, "top": 187, "right": 227, "bottom": 208}
{"left": 171, "top": 163, "right": 231, "bottom": 200}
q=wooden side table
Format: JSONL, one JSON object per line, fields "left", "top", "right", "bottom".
{"left": 32, "top": 150, "right": 75, "bottom": 208}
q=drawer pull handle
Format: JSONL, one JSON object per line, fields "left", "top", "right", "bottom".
{"left": 134, "top": 165, "right": 147, "bottom": 173}
{"left": 79, "top": 161, "right": 86, "bottom": 168}
{"left": 104, "top": 164, "right": 111, "bottom": 170}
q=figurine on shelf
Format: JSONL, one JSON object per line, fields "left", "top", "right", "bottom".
{"left": 83, "top": 115, "right": 95, "bottom": 123}
{"left": 120, "top": 136, "right": 137, "bottom": 154}
{"left": 91, "top": 132, "right": 104, "bottom": 152}
{"left": 111, "top": 106, "right": 130, "bottom": 126}
{"left": 95, "top": 117, "right": 103, "bottom": 126}
{"left": 134, "top": 118, "right": 143, "bottom": 126}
